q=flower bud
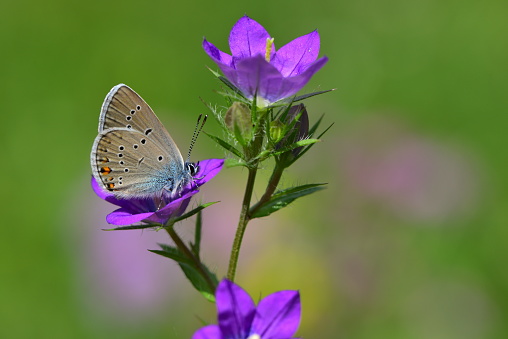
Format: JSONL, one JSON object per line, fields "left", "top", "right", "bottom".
{"left": 224, "top": 102, "right": 252, "bottom": 141}
{"left": 269, "top": 120, "right": 285, "bottom": 143}
{"left": 276, "top": 104, "right": 309, "bottom": 157}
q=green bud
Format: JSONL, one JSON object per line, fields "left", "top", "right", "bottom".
{"left": 269, "top": 120, "right": 285, "bottom": 143}
{"left": 225, "top": 102, "right": 252, "bottom": 142}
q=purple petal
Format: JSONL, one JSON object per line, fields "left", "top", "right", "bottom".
{"left": 143, "top": 192, "right": 195, "bottom": 224}
{"left": 91, "top": 176, "right": 112, "bottom": 200}
{"left": 194, "top": 158, "right": 225, "bottom": 187}
{"left": 231, "top": 55, "right": 328, "bottom": 103}
{"left": 216, "top": 280, "right": 256, "bottom": 338}
{"left": 251, "top": 290, "right": 301, "bottom": 338}
{"left": 192, "top": 325, "right": 223, "bottom": 339}
{"left": 233, "top": 55, "right": 283, "bottom": 100}
{"left": 229, "top": 16, "right": 272, "bottom": 60}
{"left": 105, "top": 190, "right": 197, "bottom": 226}
{"left": 106, "top": 208, "right": 155, "bottom": 225}
{"left": 203, "top": 39, "right": 233, "bottom": 67}
{"left": 272, "top": 30, "right": 321, "bottom": 77}
{"left": 269, "top": 56, "right": 328, "bottom": 102}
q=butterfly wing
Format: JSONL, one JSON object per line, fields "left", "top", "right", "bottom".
{"left": 98, "top": 84, "right": 185, "bottom": 163}
{"left": 91, "top": 84, "right": 190, "bottom": 198}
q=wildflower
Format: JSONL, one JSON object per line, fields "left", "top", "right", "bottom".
{"left": 193, "top": 279, "right": 301, "bottom": 339}
{"left": 203, "top": 16, "right": 328, "bottom": 106}
{"left": 91, "top": 158, "right": 224, "bottom": 226}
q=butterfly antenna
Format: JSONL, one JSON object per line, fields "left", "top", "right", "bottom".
{"left": 187, "top": 114, "right": 207, "bottom": 162}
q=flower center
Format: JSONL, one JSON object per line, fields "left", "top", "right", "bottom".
{"left": 247, "top": 334, "right": 261, "bottom": 339}
{"left": 265, "top": 37, "right": 274, "bottom": 62}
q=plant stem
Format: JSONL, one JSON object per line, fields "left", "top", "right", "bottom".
{"left": 249, "top": 162, "right": 285, "bottom": 217}
{"left": 227, "top": 167, "right": 257, "bottom": 281}
{"left": 165, "top": 225, "right": 216, "bottom": 292}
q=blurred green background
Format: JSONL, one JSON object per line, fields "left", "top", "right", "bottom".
{"left": 1, "top": 0, "right": 507, "bottom": 338}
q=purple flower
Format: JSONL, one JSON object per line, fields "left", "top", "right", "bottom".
{"left": 193, "top": 279, "right": 301, "bottom": 339}
{"left": 203, "top": 16, "right": 328, "bottom": 106}
{"left": 91, "top": 158, "right": 224, "bottom": 226}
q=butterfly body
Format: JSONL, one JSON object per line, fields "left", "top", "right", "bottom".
{"left": 91, "top": 84, "right": 195, "bottom": 199}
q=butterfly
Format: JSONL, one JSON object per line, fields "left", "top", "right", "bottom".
{"left": 90, "top": 84, "right": 203, "bottom": 199}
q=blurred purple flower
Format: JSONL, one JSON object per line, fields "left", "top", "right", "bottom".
{"left": 91, "top": 158, "right": 224, "bottom": 226}
{"left": 203, "top": 16, "right": 328, "bottom": 106}
{"left": 193, "top": 279, "right": 301, "bottom": 339}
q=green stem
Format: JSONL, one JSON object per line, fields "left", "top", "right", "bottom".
{"left": 227, "top": 167, "right": 257, "bottom": 281}
{"left": 165, "top": 225, "right": 216, "bottom": 292}
{"left": 249, "top": 162, "right": 285, "bottom": 217}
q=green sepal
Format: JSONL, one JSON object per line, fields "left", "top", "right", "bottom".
{"left": 204, "top": 132, "right": 244, "bottom": 159}
{"left": 149, "top": 244, "right": 218, "bottom": 302}
{"left": 286, "top": 122, "right": 334, "bottom": 166}
{"left": 224, "top": 158, "right": 249, "bottom": 168}
{"left": 171, "top": 201, "right": 220, "bottom": 224}
{"left": 283, "top": 89, "right": 335, "bottom": 103}
{"left": 272, "top": 139, "right": 320, "bottom": 156}
{"left": 255, "top": 139, "right": 321, "bottom": 162}
{"left": 103, "top": 224, "right": 159, "bottom": 231}
{"left": 250, "top": 183, "right": 327, "bottom": 218}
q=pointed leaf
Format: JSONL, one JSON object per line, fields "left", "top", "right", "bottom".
{"left": 287, "top": 122, "right": 334, "bottom": 166}
{"left": 224, "top": 158, "right": 249, "bottom": 168}
{"left": 250, "top": 183, "right": 327, "bottom": 218}
{"left": 283, "top": 89, "right": 335, "bottom": 103}
{"left": 179, "top": 262, "right": 218, "bottom": 302}
{"left": 204, "top": 132, "right": 244, "bottom": 159}
{"left": 264, "top": 139, "right": 320, "bottom": 159}
{"left": 149, "top": 244, "right": 193, "bottom": 265}
{"left": 172, "top": 201, "right": 219, "bottom": 223}
{"left": 191, "top": 211, "right": 203, "bottom": 257}
{"left": 150, "top": 244, "right": 218, "bottom": 302}
{"left": 103, "top": 224, "right": 159, "bottom": 231}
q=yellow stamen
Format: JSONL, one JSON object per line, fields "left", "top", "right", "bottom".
{"left": 265, "top": 37, "right": 274, "bottom": 62}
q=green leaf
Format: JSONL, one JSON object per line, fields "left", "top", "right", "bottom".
{"left": 179, "top": 263, "right": 218, "bottom": 302}
{"left": 250, "top": 183, "right": 327, "bottom": 218}
{"left": 284, "top": 89, "right": 335, "bottom": 103}
{"left": 149, "top": 244, "right": 193, "bottom": 265}
{"left": 191, "top": 211, "right": 203, "bottom": 257}
{"left": 224, "top": 158, "right": 249, "bottom": 168}
{"left": 149, "top": 244, "right": 218, "bottom": 302}
{"left": 172, "top": 201, "right": 220, "bottom": 223}
{"left": 287, "top": 122, "right": 334, "bottom": 166}
{"left": 272, "top": 138, "right": 320, "bottom": 156}
{"left": 204, "top": 132, "right": 244, "bottom": 159}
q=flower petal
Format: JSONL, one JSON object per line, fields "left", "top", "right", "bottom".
{"left": 203, "top": 39, "right": 232, "bottom": 67}
{"left": 272, "top": 30, "right": 321, "bottom": 77}
{"left": 143, "top": 191, "right": 195, "bottom": 224}
{"left": 272, "top": 56, "right": 329, "bottom": 101}
{"left": 192, "top": 325, "right": 223, "bottom": 339}
{"left": 216, "top": 280, "right": 256, "bottom": 338}
{"left": 251, "top": 290, "right": 301, "bottom": 338}
{"left": 232, "top": 55, "right": 283, "bottom": 101}
{"left": 106, "top": 208, "right": 155, "bottom": 225}
{"left": 195, "top": 158, "right": 225, "bottom": 187}
{"left": 229, "top": 16, "right": 272, "bottom": 60}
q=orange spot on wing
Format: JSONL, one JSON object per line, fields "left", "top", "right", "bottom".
{"left": 100, "top": 167, "right": 112, "bottom": 175}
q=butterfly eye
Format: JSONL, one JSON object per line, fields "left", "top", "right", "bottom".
{"left": 186, "top": 163, "right": 198, "bottom": 176}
